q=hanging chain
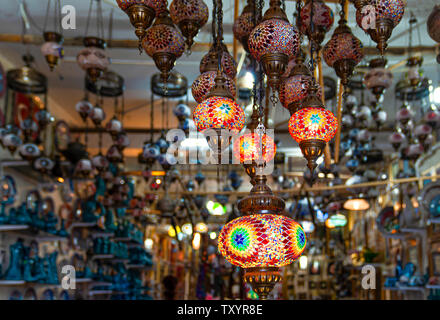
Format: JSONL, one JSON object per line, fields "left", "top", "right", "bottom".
{"left": 216, "top": 0, "right": 224, "bottom": 73}
{"left": 212, "top": 0, "right": 217, "bottom": 48}
{"left": 43, "top": 0, "right": 51, "bottom": 32}
{"left": 150, "top": 93, "right": 154, "bottom": 144}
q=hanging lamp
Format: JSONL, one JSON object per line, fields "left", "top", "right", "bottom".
{"left": 117, "top": 0, "right": 166, "bottom": 52}
{"left": 77, "top": 0, "right": 110, "bottom": 83}
{"left": 288, "top": 83, "right": 338, "bottom": 173}
{"left": 233, "top": 0, "right": 255, "bottom": 53}
{"left": 323, "top": 1, "right": 364, "bottom": 86}
{"left": 428, "top": 5, "right": 440, "bottom": 63}
{"left": 192, "top": 3, "right": 236, "bottom": 104}
{"left": 193, "top": 0, "right": 245, "bottom": 156}
{"left": 142, "top": 8, "right": 185, "bottom": 82}
{"left": 218, "top": 174, "right": 306, "bottom": 299}
{"left": 279, "top": 52, "right": 314, "bottom": 115}
{"left": 248, "top": 0, "right": 300, "bottom": 91}
{"left": 363, "top": 57, "right": 393, "bottom": 101}
{"left": 299, "top": 0, "right": 334, "bottom": 51}
{"left": 169, "top": 0, "right": 209, "bottom": 51}
{"left": 356, "top": 0, "right": 405, "bottom": 56}
{"left": 41, "top": 0, "right": 64, "bottom": 71}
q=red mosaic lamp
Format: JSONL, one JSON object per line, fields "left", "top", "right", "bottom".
{"left": 355, "top": 0, "right": 405, "bottom": 56}
{"left": 233, "top": 0, "right": 255, "bottom": 53}
{"left": 193, "top": 71, "right": 245, "bottom": 154}
{"left": 200, "top": 44, "right": 237, "bottom": 80}
{"left": 192, "top": 51, "right": 236, "bottom": 103}
{"left": 298, "top": 0, "right": 334, "bottom": 50}
{"left": 288, "top": 83, "right": 338, "bottom": 172}
{"left": 428, "top": 5, "right": 440, "bottom": 63}
{"left": 323, "top": 9, "right": 364, "bottom": 86}
{"left": 279, "top": 52, "right": 313, "bottom": 115}
{"left": 248, "top": 0, "right": 300, "bottom": 91}
{"left": 142, "top": 9, "right": 185, "bottom": 82}
{"left": 117, "top": 0, "right": 167, "bottom": 52}
{"left": 170, "top": 0, "right": 209, "bottom": 51}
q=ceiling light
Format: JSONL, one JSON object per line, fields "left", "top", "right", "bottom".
{"left": 343, "top": 198, "right": 370, "bottom": 211}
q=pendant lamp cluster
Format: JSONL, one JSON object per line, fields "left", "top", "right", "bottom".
{"left": 192, "top": 0, "right": 244, "bottom": 158}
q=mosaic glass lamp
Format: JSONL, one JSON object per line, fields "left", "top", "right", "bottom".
{"left": 117, "top": 0, "right": 167, "bottom": 51}
{"left": 233, "top": 132, "right": 276, "bottom": 165}
{"left": 298, "top": 0, "right": 334, "bottom": 49}
{"left": 279, "top": 53, "right": 313, "bottom": 115}
{"left": 218, "top": 174, "right": 306, "bottom": 299}
{"left": 193, "top": 72, "right": 245, "bottom": 154}
{"left": 288, "top": 85, "right": 338, "bottom": 173}
{"left": 200, "top": 44, "right": 237, "bottom": 80}
{"left": 233, "top": 0, "right": 255, "bottom": 53}
{"left": 142, "top": 10, "right": 185, "bottom": 82}
{"left": 170, "top": 0, "right": 209, "bottom": 50}
{"left": 356, "top": 0, "right": 405, "bottom": 55}
{"left": 192, "top": 51, "right": 236, "bottom": 103}
{"left": 248, "top": 0, "right": 300, "bottom": 91}
{"left": 323, "top": 17, "right": 364, "bottom": 86}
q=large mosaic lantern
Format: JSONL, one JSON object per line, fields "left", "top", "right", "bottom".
{"left": 200, "top": 44, "right": 237, "bottom": 80}
{"left": 192, "top": 51, "right": 236, "bottom": 103}
{"left": 170, "top": 0, "right": 209, "bottom": 51}
{"left": 428, "top": 5, "right": 440, "bottom": 63}
{"left": 248, "top": 0, "right": 300, "bottom": 91}
{"left": 218, "top": 174, "right": 306, "bottom": 299}
{"left": 288, "top": 85, "right": 338, "bottom": 172}
{"left": 193, "top": 72, "right": 245, "bottom": 155}
{"left": 233, "top": 0, "right": 255, "bottom": 53}
{"left": 279, "top": 53, "right": 313, "bottom": 115}
{"left": 298, "top": 0, "right": 334, "bottom": 50}
{"left": 41, "top": 32, "right": 64, "bottom": 71}
{"left": 117, "top": 0, "right": 166, "bottom": 51}
{"left": 357, "top": 0, "right": 405, "bottom": 56}
{"left": 77, "top": 37, "right": 110, "bottom": 82}
{"left": 323, "top": 18, "right": 364, "bottom": 86}
{"left": 142, "top": 10, "right": 185, "bottom": 82}
{"left": 363, "top": 58, "right": 393, "bottom": 101}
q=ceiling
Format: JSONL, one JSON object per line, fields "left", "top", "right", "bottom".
{"left": 0, "top": 0, "right": 439, "bottom": 174}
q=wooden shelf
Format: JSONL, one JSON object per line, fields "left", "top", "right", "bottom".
{"left": 0, "top": 225, "right": 29, "bottom": 231}
{"left": 0, "top": 280, "right": 26, "bottom": 286}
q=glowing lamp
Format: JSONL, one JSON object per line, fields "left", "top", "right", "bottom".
{"left": 233, "top": 132, "right": 276, "bottom": 165}
{"left": 218, "top": 214, "right": 306, "bottom": 298}
{"left": 206, "top": 201, "right": 226, "bottom": 216}
{"left": 325, "top": 213, "right": 347, "bottom": 228}
{"left": 195, "top": 222, "right": 208, "bottom": 233}
{"left": 192, "top": 71, "right": 236, "bottom": 103}
{"left": 192, "top": 232, "right": 201, "bottom": 250}
{"left": 288, "top": 107, "right": 338, "bottom": 172}
{"left": 343, "top": 198, "right": 370, "bottom": 211}
{"left": 181, "top": 223, "right": 193, "bottom": 235}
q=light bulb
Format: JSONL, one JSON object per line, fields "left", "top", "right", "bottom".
{"left": 299, "top": 255, "right": 308, "bottom": 270}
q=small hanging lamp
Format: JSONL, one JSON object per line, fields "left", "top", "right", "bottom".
{"left": 117, "top": 0, "right": 166, "bottom": 52}
{"left": 323, "top": 2, "right": 364, "bottom": 86}
{"left": 299, "top": 0, "right": 334, "bottom": 51}
{"left": 248, "top": 0, "right": 300, "bottom": 91}
{"left": 279, "top": 52, "right": 313, "bottom": 115}
{"left": 363, "top": 57, "right": 393, "bottom": 101}
{"left": 288, "top": 83, "right": 338, "bottom": 173}
{"left": 142, "top": 9, "right": 185, "bottom": 82}
{"left": 41, "top": 0, "right": 64, "bottom": 71}
{"left": 192, "top": 50, "right": 236, "bottom": 103}
{"left": 357, "top": 0, "right": 405, "bottom": 56}
{"left": 169, "top": 0, "right": 209, "bottom": 51}
{"left": 233, "top": 0, "right": 255, "bottom": 53}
